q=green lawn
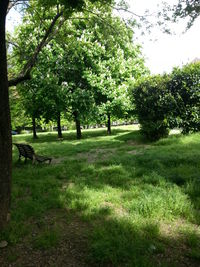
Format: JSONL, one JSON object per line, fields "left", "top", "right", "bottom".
{"left": 1, "top": 126, "right": 200, "bottom": 266}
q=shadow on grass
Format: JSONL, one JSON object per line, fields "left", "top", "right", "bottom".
{"left": 87, "top": 210, "right": 200, "bottom": 267}
{"left": 12, "top": 128, "right": 131, "bottom": 144}
{"left": 59, "top": 174, "right": 200, "bottom": 266}
{"left": 12, "top": 130, "right": 200, "bottom": 223}
{"left": 2, "top": 130, "right": 200, "bottom": 266}
{"left": 114, "top": 129, "right": 150, "bottom": 144}
{"left": 88, "top": 215, "right": 163, "bottom": 267}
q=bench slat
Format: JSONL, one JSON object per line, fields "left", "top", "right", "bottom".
{"left": 13, "top": 143, "right": 52, "bottom": 164}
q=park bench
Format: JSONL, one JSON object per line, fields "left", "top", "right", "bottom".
{"left": 13, "top": 143, "right": 52, "bottom": 164}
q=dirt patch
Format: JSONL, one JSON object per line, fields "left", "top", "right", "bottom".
{"left": 127, "top": 150, "right": 144, "bottom": 155}
{"left": 126, "top": 142, "right": 151, "bottom": 155}
{"left": 1, "top": 213, "right": 199, "bottom": 267}
{"left": 126, "top": 140, "right": 152, "bottom": 148}
{"left": 102, "top": 201, "right": 129, "bottom": 218}
{"left": 51, "top": 143, "right": 151, "bottom": 164}
{"left": 62, "top": 182, "right": 75, "bottom": 191}
{"left": 51, "top": 157, "right": 68, "bottom": 164}
{"left": 77, "top": 148, "right": 116, "bottom": 163}
{"left": 0, "top": 210, "right": 90, "bottom": 267}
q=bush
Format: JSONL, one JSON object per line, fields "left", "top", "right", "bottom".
{"left": 132, "top": 75, "right": 174, "bottom": 141}
{"left": 168, "top": 62, "right": 200, "bottom": 134}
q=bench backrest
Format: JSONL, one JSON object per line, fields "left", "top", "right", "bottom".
{"left": 14, "top": 143, "right": 35, "bottom": 160}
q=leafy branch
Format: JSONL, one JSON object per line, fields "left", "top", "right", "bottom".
{"left": 8, "top": 10, "right": 63, "bottom": 87}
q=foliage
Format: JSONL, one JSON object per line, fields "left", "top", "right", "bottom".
{"left": 73, "top": 15, "right": 147, "bottom": 129}
{"left": 58, "top": 12, "right": 146, "bottom": 128}
{"left": 161, "top": 0, "right": 200, "bottom": 30}
{"left": 9, "top": 87, "right": 31, "bottom": 131}
{"left": 172, "top": 0, "right": 200, "bottom": 28}
{"left": 132, "top": 75, "right": 175, "bottom": 141}
{"left": 16, "top": 78, "right": 43, "bottom": 123}
{"left": 168, "top": 62, "right": 200, "bottom": 134}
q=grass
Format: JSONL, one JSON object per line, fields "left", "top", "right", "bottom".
{"left": 0, "top": 125, "right": 200, "bottom": 266}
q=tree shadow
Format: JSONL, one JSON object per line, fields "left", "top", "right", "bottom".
{"left": 5, "top": 130, "right": 200, "bottom": 266}
{"left": 85, "top": 210, "right": 200, "bottom": 267}
{"left": 12, "top": 128, "right": 131, "bottom": 144}
{"left": 114, "top": 129, "right": 149, "bottom": 144}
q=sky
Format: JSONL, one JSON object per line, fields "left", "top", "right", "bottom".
{"left": 119, "top": 0, "right": 200, "bottom": 74}
{"left": 6, "top": 0, "right": 200, "bottom": 74}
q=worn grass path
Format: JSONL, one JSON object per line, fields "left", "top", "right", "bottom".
{"left": 0, "top": 126, "right": 200, "bottom": 266}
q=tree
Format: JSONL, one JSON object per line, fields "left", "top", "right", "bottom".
{"left": 60, "top": 38, "right": 98, "bottom": 139}
{"left": 17, "top": 79, "right": 44, "bottom": 139}
{"left": 84, "top": 16, "right": 147, "bottom": 134}
{"left": 16, "top": 42, "right": 68, "bottom": 139}
{"left": 0, "top": 0, "right": 11, "bottom": 230}
{"left": 57, "top": 10, "right": 146, "bottom": 137}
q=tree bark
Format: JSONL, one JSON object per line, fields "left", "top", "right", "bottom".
{"left": 0, "top": 0, "right": 11, "bottom": 231}
{"left": 57, "top": 112, "right": 63, "bottom": 138}
{"left": 107, "top": 113, "right": 111, "bottom": 134}
{"left": 32, "top": 116, "right": 38, "bottom": 139}
{"left": 74, "top": 112, "right": 82, "bottom": 139}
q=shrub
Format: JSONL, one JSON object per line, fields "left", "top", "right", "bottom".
{"left": 132, "top": 75, "right": 174, "bottom": 141}
{"left": 168, "top": 62, "right": 200, "bottom": 134}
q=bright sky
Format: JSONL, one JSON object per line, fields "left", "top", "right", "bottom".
{"left": 124, "top": 0, "right": 200, "bottom": 74}
{"left": 6, "top": 0, "right": 200, "bottom": 74}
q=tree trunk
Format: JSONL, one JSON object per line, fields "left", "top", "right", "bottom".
{"left": 32, "top": 116, "right": 38, "bottom": 139}
{"left": 0, "top": 0, "right": 11, "bottom": 231}
{"left": 107, "top": 113, "right": 111, "bottom": 135}
{"left": 57, "top": 112, "right": 62, "bottom": 138}
{"left": 74, "top": 112, "right": 82, "bottom": 139}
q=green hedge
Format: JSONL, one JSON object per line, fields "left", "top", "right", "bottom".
{"left": 132, "top": 75, "right": 174, "bottom": 141}
{"left": 131, "top": 62, "right": 200, "bottom": 140}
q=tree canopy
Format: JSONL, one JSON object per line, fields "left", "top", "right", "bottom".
{"left": 9, "top": 0, "right": 146, "bottom": 138}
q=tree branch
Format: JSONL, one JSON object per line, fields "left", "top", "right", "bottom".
{"left": 8, "top": 10, "right": 63, "bottom": 87}
{"left": 7, "top": 0, "right": 29, "bottom": 14}
{"left": 113, "top": 6, "right": 144, "bottom": 18}
{"left": 7, "top": 40, "right": 19, "bottom": 48}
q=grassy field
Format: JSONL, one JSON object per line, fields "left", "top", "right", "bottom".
{"left": 0, "top": 125, "right": 200, "bottom": 266}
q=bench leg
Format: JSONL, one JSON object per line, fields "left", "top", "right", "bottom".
{"left": 32, "top": 156, "right": 36, "bottom": 165}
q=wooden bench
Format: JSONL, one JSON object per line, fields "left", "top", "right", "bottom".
{"left": 13, "top": 143, "right": 52, "bottom": 164}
